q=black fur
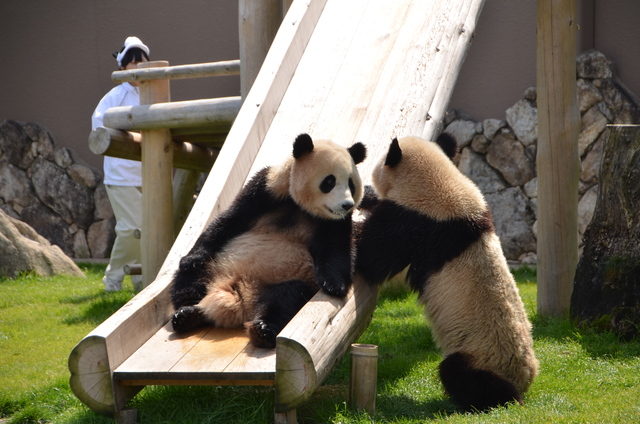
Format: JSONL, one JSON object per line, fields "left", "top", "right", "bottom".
{"left": 248, "top": 280, "right": 317, "bottom": 348}
{"left": 293, "top": 133, "right": 314, "bottom": 158}
{"left": 439, "top": 352, "right": 523, "bottom": 412}
{"left": 355, "top": 200, "right": 493, "bottom": 293}
{"left": 348, "top": 142, "right": 367, "bottom": 164}
{"left": 170, "top": 165, "right": 355, "bottom": 342}
{"left": 384, "top": 138, "right": 402, "bottom": 167}
{"left": 435, "top": 132, "right": 458, "bottom": 159}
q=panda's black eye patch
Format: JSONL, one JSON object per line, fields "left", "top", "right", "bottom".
{"left": 320, "top": 175, "right": 336, "bottom": 193}
{"left": 349, "top": 178, "right": 355, "bottom": 194}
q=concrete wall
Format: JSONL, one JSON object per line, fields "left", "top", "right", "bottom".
{"left": 449, "top": 0, "right": 640, "bottom": 121}
{"left": 1, "top": 1, "right": 638, "bottom": 172}
{"left": 0, "top": 0, "right": 240, "bottom": 170}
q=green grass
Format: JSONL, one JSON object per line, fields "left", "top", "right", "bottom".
{"left": 1, "top": 265, "right": 639, "bottom": 423}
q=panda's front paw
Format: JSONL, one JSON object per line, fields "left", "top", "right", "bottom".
{"left": 172, "top": 305, "right": 210, "bottom": 332}
{"left": 247, "top": 320, "right": 277, "bottom": 349}
{"left": 319, "top": 280, "right": 348, "bottom": 298}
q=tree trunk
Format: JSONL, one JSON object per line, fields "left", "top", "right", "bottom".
{"left": 571, "top": 125, "right": 640, "bottom": 339}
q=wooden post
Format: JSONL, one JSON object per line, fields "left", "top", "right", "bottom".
{"left": 239, "top": 0, "right": 283, "bottom": 99}
{"left": 349, "top": 344, "right": 378, "bottom": 416}
{"left": 536, "top": 0, "right": 580, "bottom": 317}
{"left": 138, "top": 60, "right": 174, "bottom": 289}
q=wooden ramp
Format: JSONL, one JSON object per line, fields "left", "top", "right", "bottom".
{"left": 69, "top": 0, "right": 484, "bottom": 421}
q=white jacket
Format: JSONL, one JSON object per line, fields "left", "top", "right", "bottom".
{"left": 92, "top": 83, "right": 142, "bottom": 186}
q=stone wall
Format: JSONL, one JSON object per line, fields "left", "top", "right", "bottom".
{"left": 0, "top": 120, "right": 114, "bottom": 259}
{"left": 444, "top": 50, "right": 640, "bottom": 262}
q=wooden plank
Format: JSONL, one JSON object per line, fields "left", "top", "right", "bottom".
{"left": 102, "top": 97, "right": 241, "bottom": 132}
{"left": 112, "top": 60, "right": 241, "bottom": 83}
{"left": 536, "top": 0, "right": 580, "bottom": 317}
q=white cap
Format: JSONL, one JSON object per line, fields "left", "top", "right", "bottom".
{"left": 115, "top": 36, "right": 150, "bottom": 66}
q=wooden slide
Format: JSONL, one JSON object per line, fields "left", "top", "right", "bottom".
{"left": 69, "top": 0, "right": 484, "bottom": 422}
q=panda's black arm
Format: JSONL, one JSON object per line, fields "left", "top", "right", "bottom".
{"left": 310, "top": 217, "right": 354, "bottom": 298}
{"left": 355, "top": 201, "right": 417, "bottom": 286}
{"left": 170, "top": 167, "right": 282, "bottom": 308}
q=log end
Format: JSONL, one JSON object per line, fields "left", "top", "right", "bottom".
{"left": 68, "top": 335, "right": 115, "bottom": 415}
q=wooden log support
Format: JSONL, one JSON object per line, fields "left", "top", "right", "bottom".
{"left": 102, "top": 96, "right": 242, "bottom": 133}
{"left": 111, "top": 60, "right": 240, "bottom": 84}
{"left": 138, "top": 60, "right": 174, "bottom": 289}
{"left": 239, "top": 0, "right": 283, "bottom": 99}
{"left": 274, "top": 276, "right": 378, "bottom": 412}
{"left": 536, "top": 0, "right": 580, "bottom": 317}
{"left": 88, "top": 127, "right": 218, "bottom": 172}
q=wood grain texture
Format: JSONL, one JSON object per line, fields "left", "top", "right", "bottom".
{"left": 536, "top": 0, "right": 580, "bottom": 318}
{"left": 111, "top": 60, "right": 240, "bottom": 83}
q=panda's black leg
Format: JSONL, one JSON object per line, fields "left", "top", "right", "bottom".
{"left": 172, "top": 305, "right": 213, "bottom": 333}
{"left": 247, "top": 280, "right": 317, "bottom": 349}
{"left": 439, "top": 351, "right": 523, "bottom": 412}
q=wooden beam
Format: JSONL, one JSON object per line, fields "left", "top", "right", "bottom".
{"left": 239, "top": 0, "right": 283, "bottom": 98}
{"left": 138, "top": 61, "right": 174, "bottom": 290}
{"left": 103, "top": 96, "right": 242, "bottom": 132}
{"left": 274, "top": 276, "right": 378, "bottom": 412}
{"left": 536, "top": 0, "right": 580, "bottom": 317}
{"left": 111, "top": 60, "right": 240, "bottom": 84}
{"left": 88, "top": 127, "right": 218, "bottom": 172}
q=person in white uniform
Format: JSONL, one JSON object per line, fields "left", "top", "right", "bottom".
{"left": 91, "top": 36, "right": 149, "bottom": 292}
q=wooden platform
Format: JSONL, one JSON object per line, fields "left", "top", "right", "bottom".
{"left": 114, "top": 326, "right": 276, "bottom": 387}
{"left": 69, "top": 0, "right": 485, "bottom": 421}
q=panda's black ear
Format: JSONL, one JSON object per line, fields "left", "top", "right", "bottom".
{"left": 348, "top": 142, "right": 367, "bottom": 164}
{"left": 436, "top": 132, "right": 458, "bottom": 159}
{"left": 384, "top": 137, "right": 402, "bottom": 167}
{"left": 293, "top": 133, "right": 314, "bottom": 159}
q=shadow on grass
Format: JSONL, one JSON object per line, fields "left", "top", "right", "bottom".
{"left": 62, "top": 291, "right": 134, "bottom": 326}
{"left": 531, "top": 313, "right": 640, "bottom": 360}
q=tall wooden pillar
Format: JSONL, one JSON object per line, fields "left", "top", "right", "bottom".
{"left": 138, "top": 60, "right": 174, "bottom": 289}
{"left": 239, "top": 0, "right": 283, "bottom": 99}
{"left": 536, "top": 0, "right": 580, "bottom": 317}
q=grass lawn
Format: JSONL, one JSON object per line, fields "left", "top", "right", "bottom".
{"left": 1, "top": 265, "right": 639, "bottom": 423}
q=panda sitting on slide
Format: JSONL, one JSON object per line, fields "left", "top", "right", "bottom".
{"left": 356, "top": 133, "right": 538, "bottom": 412}
{"left": 169, "top": 134, "right": 366, "bottom": 349}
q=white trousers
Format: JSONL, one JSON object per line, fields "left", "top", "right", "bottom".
{"left": 104, "top": 185, "right": 142, "bottom": 285}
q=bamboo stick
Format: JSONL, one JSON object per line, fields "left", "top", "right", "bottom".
{"left": 349, "top": 344, "right": 378, "bottom": 416}
{"left": 536, "top": 0, "right": 580, "bottom": 317}
{"left": 111, "top": 60, "right": 240, "bottom": 84}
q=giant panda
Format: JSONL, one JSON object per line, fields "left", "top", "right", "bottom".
{"left": 356, "top": 134, "right": 538, "bottom": 412}
{"left": 169, "top": 133, "right": 366, "bottom": 349}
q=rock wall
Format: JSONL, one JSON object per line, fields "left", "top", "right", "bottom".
{"left": 0, "top": 120, "right": 115, "bottom": 259}
{"left": 445, "top": 50, "right": 640, "bottom": 262}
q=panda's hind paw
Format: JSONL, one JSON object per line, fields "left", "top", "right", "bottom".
{"left": 320, "top": 281, "right": 348, "bottom": 298}
{"left": 172, "top": 305, "right": 210, "bottom": 332}
{"left": 247, "top": 320, "right": 277, "bottom": 349}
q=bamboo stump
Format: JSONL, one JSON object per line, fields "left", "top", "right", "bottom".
{"left": 571, "top": 125, "right": 640, "bottom": 339}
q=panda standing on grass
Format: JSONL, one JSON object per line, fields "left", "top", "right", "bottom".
{"left": 169, "top": 134, "right": 366, "bottom": 349}
{"left": 356, "top": 133, "right": 538, "bottom": 412}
